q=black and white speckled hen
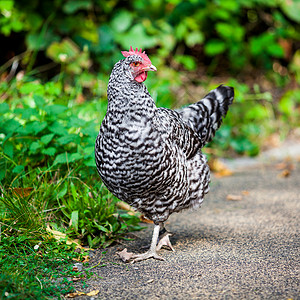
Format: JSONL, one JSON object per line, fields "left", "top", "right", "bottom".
{"left": 95, "top": 47, "right": 234, "bottom": 262}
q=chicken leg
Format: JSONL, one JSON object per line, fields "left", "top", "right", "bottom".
{"left": 156, "top": 223, "right": 175, "bottom": 252}
{"left": 130, "top": 223, "right": 164, "bottom": 263}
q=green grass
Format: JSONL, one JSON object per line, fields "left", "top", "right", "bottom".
{"left": 0, "top": 236, "right": 89, "bottom": 299}
{"left": 0, "top": 171, "right": 143, "bottom": 299}
{"left": 0, "top": 158, "right": 143, "bottom": 299}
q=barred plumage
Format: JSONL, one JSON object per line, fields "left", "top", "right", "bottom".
{"left": 95, "top": 47, "right": 234, "bottom": 262}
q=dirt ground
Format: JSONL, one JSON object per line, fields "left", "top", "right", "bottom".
{"left": 74, "top": 157, "right": 300, "bottom": 300}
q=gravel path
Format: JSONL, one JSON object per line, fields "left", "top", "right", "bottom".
{"left": 76, "top": 161, "right": 300, "bottom": 299}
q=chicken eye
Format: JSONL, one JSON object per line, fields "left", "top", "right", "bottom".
{"left": 132, "top": 62, "right": 140, "bottom": 67}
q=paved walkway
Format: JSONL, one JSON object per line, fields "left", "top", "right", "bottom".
{"left": 78, "top": 161, "right": 300, "bottom": 299}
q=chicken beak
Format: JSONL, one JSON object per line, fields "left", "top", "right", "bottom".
{"left": 144, "top": 64, "right": 157, "bottom": 72}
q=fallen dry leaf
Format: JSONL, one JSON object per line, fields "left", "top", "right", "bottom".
{"left": 214, "top": 168, "right": 233, "bottom": 178}
{"left": 241, "top": 190, "right": 249, "bottom": 196}
{"left": 226, "top": 194, "right": 242, "bottom": 201}
{"left": 12, "top": 187, "right": 33, "bottom": 198}
{"left": 72, "top": 255, "right": 90, "bottom": 263}
{"left": 71, "top": 276, "right": 85, "bottom": 282}
{"left": 46, "top": 225, "right": 92, "bottom": 250}
{"left": 276, "top": 161, "right": 294, "bottom": 171}
{"left": 86, "top": 290, "right": 100, "bottom": 296}
{"left": 65, "top": 291, "right": 85, "bottom": 298}
{"left": 209, "top": 158, "right": 233, "bottom": 178}
{"left": 117, "top": 248, "right": 135, "bottom": 262}
{"left": 278, "top": 169, "right": 291, "bottom": 178}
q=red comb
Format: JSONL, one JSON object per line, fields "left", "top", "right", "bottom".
{"left": 121, "top": 46, "right": 151, "bottom": 65}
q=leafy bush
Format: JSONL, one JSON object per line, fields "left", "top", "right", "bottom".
{"left": 1, "top": 0, "right": 300, "bottom": 73}
{"left": 0, "top": 78, "right": 143, "bottom": 250}
{"left": 55, "top": 180, "right": 143, "bottom": 248}
{"left": 0, "top": 92, "right": 96, "bottom": 183}
{"left": 1, "top": 0, "right": 299, "bottom": 158}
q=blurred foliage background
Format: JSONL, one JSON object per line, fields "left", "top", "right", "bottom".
{"left": 1, "top": 0, "right": 300, "bottom": 160}
{"left": 0, "top": 1, "right": 300, "bottom": 296}
{"left": 1, "top": 0, "right": 300, "bottom": 247}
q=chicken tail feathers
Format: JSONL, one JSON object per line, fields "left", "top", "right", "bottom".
{"left": 176, "top": 85, "right": 234, "bottom": 146}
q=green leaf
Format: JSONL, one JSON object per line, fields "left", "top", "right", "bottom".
{"left": 16, "top": 121, "right": 46, "bottom": 135}
{"left": 69, "top": 153, "right": 83, "bottom": 162}
{"left": 230, "top": 137, "right": 257, "bottom": 154}
{"left": 45, "top": 105, "right": 67, "bottom": 116}
{"left": 3, "top": 119, "right": 20, "bottom": 134}
{"left": 68, "top": 116, "right": 86, "bottom": 128}
{"left": 3, "top": 141, "right": 13, "bottom": 157}
{"left": 53, "top": 152, "right": 70, "bottom": 165}
{"left": 111, "top": 10, "right": 133, "bottom": 33}
{"left": 49, "top": 122, "right": 68, "bottom": 136}
{"left": 19, "top": 82, "right": 43, "bottom": 94}
{"left": 83, "top": 158, "right": 95, "bottom": 167}
{"left": 70, "top": 182, "right": 77, "bottom": 201}
{"left": 34, "top": 95, "right": 46, "bottom": 108}
{"left": 26, "top": 33, "right": 49, "bottom": 51}
{"left": 219, "top": 0, "right": 239, "bottom": 12}
{"left": 279, "top": 92, "right": 295, "bottom": 115}
{"left": 245, "top": 105, "right": 271, "bottom": 120}
{"left": 204, "top": 39, "right": 226, "bottom": 56}
{"left": 46, "top": 39, "right": 79, "bottom": 63}
{"left": 81, "top": 123, "right": 97, "bottom": 137}
{"left": 70, "top": 211, "right": 79, "bottom": 232}
{"left": 115, "top": 24, "right": 157, "bottom": 49}
{"left": 57, "top": 183, "right": 68, "bottom": 199}
{"left": 83, "top": 146, "right": 94, "bottom": 156}
{"left": 185, "top": 31, "right": 204, "bottom": 47}
{"left": 63, "top": 0, "right": 92, "bottom": 14}
{"left": 0, "top": 0, "right": 13, "bottom": 10}
{"left": 98, "top": 225, "right": 109, "bottom": 233}
{"left": 42, "top": 147, "right": 56, "bottom": 156}
{"left": 281, "top": 0, "right": 300, "bottom": 22}
{"left": 266, "top": 43, "right": 284, "bottom": 58}
{"left": 44, "top": 82, "right": 62, "bottom": 96}
{"left": 0, "top": 103, "right": 9, "bottom": 114}
{"left": 14, "top": 107, "right": 38, "bottom": 120}
{"left": 12, "top": 165, "right": 24, "bottom": 174}
{"left": 0, "top": 167, "right": 5, "bottom": 181}
{"left": 29, "top": 142, "right": 41, "bottom": 153}
{"left": 174, "top": 55, "right": 197, "bottom": 71}
{"left": 57, "top": 134, "right": 80, "bottom": 145}
{"left": 98, "top": 25, "right": 115, "bottom": 53}
{"left": 41, "top": 133, "right": 55, "bottom": 145}
{"left": 175, "top": 23, "right": 188, "bottom": 41}
{"left": 216, "top": 22, "right": 244, "bottom": 41}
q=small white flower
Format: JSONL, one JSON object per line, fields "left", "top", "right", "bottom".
{"left": 2, "top": 10, "right": 12, "bottom": 18}
{"left": 59, "top": 53, "right": 68, "bottom": 62}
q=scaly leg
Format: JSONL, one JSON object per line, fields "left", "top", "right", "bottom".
{"left": 130, "top": 224, "right": 164, "bottom": 263}
{"left": 156, "top": 223, "right": 175, "bottom": 252}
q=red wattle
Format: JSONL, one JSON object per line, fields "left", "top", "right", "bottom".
{"left": 135, "top": 72, "right": 148, "bottom": 83}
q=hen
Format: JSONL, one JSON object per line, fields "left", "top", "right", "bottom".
{"left": 95, "top": 47, "right": 234, "bottom": 262}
